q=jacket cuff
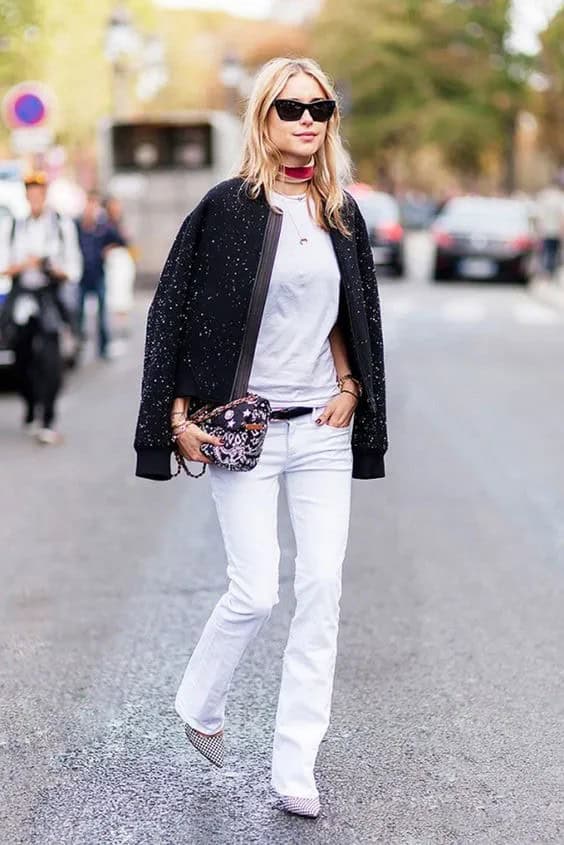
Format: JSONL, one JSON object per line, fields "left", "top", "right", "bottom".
{"left": 135, "top": 448, "right": 172, "bottom": 480}
{"left": 352, "top": 447, "right": 385, "bottom": 479}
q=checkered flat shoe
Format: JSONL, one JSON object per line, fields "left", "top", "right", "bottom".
{"left": 278, "top": 794, "right": 321, "bottom": 818}
{"left": 184, "top": 724, "right": 225, "bottom": 768}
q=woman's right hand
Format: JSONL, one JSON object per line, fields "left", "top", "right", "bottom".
{"left": 175, "top": 422, "right": 224, "bottom": 464}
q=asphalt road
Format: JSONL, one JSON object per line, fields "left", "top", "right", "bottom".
{"left": 1, "top": 237, "right": 564, "bottom": 844}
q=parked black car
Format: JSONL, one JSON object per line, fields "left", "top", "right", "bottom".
{"left": 431, "top": 196, "right": 538, "bottom": 285}
{"left": 0, "top": 207, "right": 16, "bottom": 375}
{"left": 348, "top": 185, "right": 405, "bottom": 276}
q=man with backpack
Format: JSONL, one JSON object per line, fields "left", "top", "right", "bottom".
{"left": 0, "top": 171, "right": 82, "bottom": 444}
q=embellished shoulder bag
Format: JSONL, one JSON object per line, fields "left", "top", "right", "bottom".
{"left": 172, "top": 208, "right": 283, "bottom": 478}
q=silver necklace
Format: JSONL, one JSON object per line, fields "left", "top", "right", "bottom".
{"left": 276, "top": 192, "right": 309, "bottom": 245}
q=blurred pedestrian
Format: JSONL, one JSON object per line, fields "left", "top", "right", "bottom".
{"left": 134, "top": 57, "right": 387, "bottom": 818}
{"left": 103, "top": 195, "right": 127, "bottom": 239}
{"left": 0, "top": 170, "right": 82, "bottom": 444}
{"left": 103, "top": 195, "right": 136, "bottom": 337}
{"left": 75, "top": 190, "right": 126, "bottom": 359}
{"left": 536, "top": 177, "right": 564, "bottom": 278}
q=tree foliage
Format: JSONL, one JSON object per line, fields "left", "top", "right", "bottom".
{"left": 0, "top": 0, "right": 154, "bottom": 147}
{"left": 0, "top": 0, "right": 43, "bottom": 87}
{"left": 0, "top": 1, "right": 304, "bottom": 149}
{"left": 313, "top": 0, "right": 531, "bottom": 186}
{"left": 536, "top": 7, "right": 564, "bottom": 166}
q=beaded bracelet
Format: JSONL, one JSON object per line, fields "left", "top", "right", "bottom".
{"left": 171, "top": 420, "right": 193, "bottom": 440}
{"left": 337, "top": 373, "right": 363, "bottom": 396}
{"left": 340, "top": 388, "right": 360, "bottom": 402}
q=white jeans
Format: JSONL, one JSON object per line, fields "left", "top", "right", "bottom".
{"left": 175, "top": 406, "right": 353, "bottom": 799}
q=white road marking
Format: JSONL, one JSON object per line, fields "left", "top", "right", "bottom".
{"left": 381, "top": 288, "right": 563, "bottom": 327}
{"left": 441, "top": 299, "right": 487, "bottom": 323}
{"left": 512, "top": 301, "right": 560, "bottom": 325}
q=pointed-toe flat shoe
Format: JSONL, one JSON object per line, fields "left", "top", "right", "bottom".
{"left": 184, "top": 724, "right": 225, "bottom": 768}
{"left": 278, "top": 794, "right": 321, "bottom": 818}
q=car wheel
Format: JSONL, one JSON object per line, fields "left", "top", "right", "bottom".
{"left": 0, "top": 365, "right": 18, "bottom": 391}
{"left": 432, "top": 264, "right": 451, "bottom": 282}
{"left": 515, "top": 272, "right": 530, "bottom": 286}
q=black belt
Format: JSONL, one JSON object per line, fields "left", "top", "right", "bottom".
{"left": 270, "top": 406, "right": 312, "bottom": 421}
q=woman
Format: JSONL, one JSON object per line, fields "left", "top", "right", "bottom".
{"left": 134, "top": 57, "right": 387, "bottom": 819}
{"left": 103, "top": 195, "right": 136, "bottom": 337}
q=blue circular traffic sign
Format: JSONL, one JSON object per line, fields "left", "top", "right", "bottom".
{"left": 2, "top": 82, "right": 52, "bottom": 129}
{"left": 13, "top": 92, "right": 46, "bottom": 126}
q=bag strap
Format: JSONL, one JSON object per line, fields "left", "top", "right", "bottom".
{"left": 172, "top": 448, "right": 206, "bottom": 478}
{"left": 10, "top": 211, "right": 63, "bottom": 246}
{"left": 230, "top": 208, "right": 283, "bottom": 400}
{"left": 53, "top": 211, "right": 64, "bottom": 247}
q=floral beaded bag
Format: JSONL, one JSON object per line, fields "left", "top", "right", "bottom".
{"left": 172, "top": 209, "right": 282, "bottom": 478}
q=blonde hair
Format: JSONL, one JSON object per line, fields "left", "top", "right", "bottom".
{"left": 236, "top": 57, "right": 354, "bottom": 237}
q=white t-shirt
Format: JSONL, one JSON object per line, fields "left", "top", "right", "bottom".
{"left": 0, "top": 211, "right": 83, "bottom": 289}
{"left": 535, "top": 187, "right": 564, "bottom": 238}
{"left": 247, "top": 190, "right": 341, "bottom": 408}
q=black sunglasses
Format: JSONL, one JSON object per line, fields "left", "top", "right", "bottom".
{"left": 273, "top": 98, "right": 336, "bottom": 123}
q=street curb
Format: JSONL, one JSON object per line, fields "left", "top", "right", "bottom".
{"left": 530, "top": 276, "right": 564, "bottom": 313}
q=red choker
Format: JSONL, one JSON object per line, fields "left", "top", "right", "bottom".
{"left": 279, "top": 162, "right": 315, "bottom": 183}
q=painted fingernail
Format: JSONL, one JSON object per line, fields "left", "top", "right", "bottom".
{"left": 315, "top": 418, "right": 322, "bottom": 424}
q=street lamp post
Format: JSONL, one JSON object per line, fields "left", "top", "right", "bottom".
{"left": 136, "top": 35, "right": 168, "bottom": 103}
{"left": 105, "top": 6, "right": 168, "bottom": 115}
{"left": 104, "top": 4, "right": 140, "bottom": 119}
{"left": 220, "top": 52, "right": 246, "bottom": 114}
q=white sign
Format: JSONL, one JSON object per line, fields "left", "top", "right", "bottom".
{"left": 10, "top": 126, "right": 53, "bottom": 154}
{"left": 109, "top": 173, "right": 147, "bottom": 198}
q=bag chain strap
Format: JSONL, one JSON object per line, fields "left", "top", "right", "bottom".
{"left": 172, "top": 447, "right": 207, "bottom": 478}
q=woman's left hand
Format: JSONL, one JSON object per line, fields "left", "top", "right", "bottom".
{"left": 315, "top": 392, "right": 358, "bottom": 428}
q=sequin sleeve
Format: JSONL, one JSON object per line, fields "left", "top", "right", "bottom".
{"left": 134, "top": 198, "right": 207, "bottom": 480}
{"left": 350, "top": 198, "right": 388, "bottom": 478}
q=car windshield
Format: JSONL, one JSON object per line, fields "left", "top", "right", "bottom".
{"left": 354, "top": 193, "right": 399, "bottom": 226}
{"left": 439, "top": 200, "right": 529, "bottom": 234}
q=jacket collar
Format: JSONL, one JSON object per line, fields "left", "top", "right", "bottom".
{"left": 329, "top": 214, "right": 357, "bottom": 293}
{"left": 243, "top": 179, "right": 357, "bottom": 287}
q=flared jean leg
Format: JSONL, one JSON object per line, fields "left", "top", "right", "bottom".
{"left": 271, "top": 412, "right": 353, "bottom": 799}
{"left": 175, "top": 427, "right": 285, "bottom": 734}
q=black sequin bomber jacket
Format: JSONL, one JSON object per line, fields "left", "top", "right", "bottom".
{"left": 134, "top": 177, "right": 388, "bottom": 480}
